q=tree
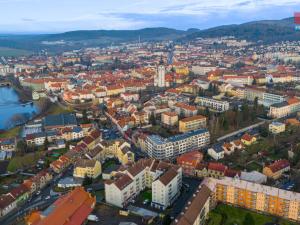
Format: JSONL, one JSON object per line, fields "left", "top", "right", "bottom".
{"left": 243, "top": 213, "right": 254, "bottom": 225}
{"left": 252, "top": 78, "right": 257, "bottom": 85}
{"left": 17, "top": 140, "right": 27, "bottom": 153}
{"left": 150, "top": 113, "right": 156, "bottom": 125}
{"left": 162, "top": 214, "right": 172, "bottom": 225}
{"left": 82, "top": 176, "right": 93, "bottom": 186}
{"left": 222, "top": 116, "right": 229, "bottom": 131}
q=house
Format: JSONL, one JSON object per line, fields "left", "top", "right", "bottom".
{"left": 207, "top": 146, "right": 224, "bottom": 160}
{"left": 269, "top": 122, "right": 286, "bottom": 134}
{"left": 176, "top": 151, "right": 203, "bottom": 176}
{"left": 207, "top": 163, "right": 227, "bottom": 178}
{"left": 222, "top": 143, "right": 235, "bottom": 155}
{"left": 0, "top": 138, "right": 16, "bottom": 151}
{"left": 241, "top": 133, "right": 256, "bottom": 146}
{"left": 57, "top": 177, "right": 83, "bottom": 189}
{"left": 23, "top": 170, "right": 53, "bottom": 194}
{"left": 73, "top": 159, "right": 102, "bottom": 179}
{"left": 230, "top": 140, "right": 244, "bottom": 150}
{"left": 8, "top": 184, "right": 30, "bottom": 205}
{"left": 0, "top": 194, "right": 16, "bottom": 217}
{"left": 263, "top": 159, "right": 290, "bottom": 180}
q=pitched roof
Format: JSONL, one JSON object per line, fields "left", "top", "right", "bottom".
{"left": 266, "top": 159, "right": 290, "bottom": 173}
{"left": 159, "top": 168, "right": 178, "bottom": 186}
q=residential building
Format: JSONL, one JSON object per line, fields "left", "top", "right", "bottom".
{"left": 240, "top": 133, "right": 256, "bottom": 146}
{"left": 269, "top": 122, "right": 286, "bottom": 134}
{"left": 161, "top": 111, "right": 178, "bottom": 127}
{"left": 105, "top": 159, "right": 182, "bottom": 209}
{"left": 268, "top": 98, "right": 300, "bottom": 118}
{"left": 73, "top": 159, "right": 102, "bottom": 179}
{"left": 173, "top": 102, "right": 198, "bottom": 117}
{"left": 26, "top": 187, "right": 95, "bottom": 225}
{"left": 179, "top": 115, "right": 207, "bottom": 133}
{"left": 263, "top": 159, "right": 290, "bottom": 180}
{"left": 195, "top": 96, "right": 229, "bottom": 112}
{"left": 176, "top": 151, "right": 203, "bottom": 176}
{"left": 145, "top": 129, "right": 210, "bottom": 160}
{"left": 207, "top": 146, "right": 224, "bottom": 160}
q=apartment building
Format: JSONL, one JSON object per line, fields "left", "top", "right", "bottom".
{"left": 161, "top": 111, "right": 178, "bottom": 127}
{"left": 263, "top": 159, "right": 290, "bottom": 180}
{"left": 268, "top": 98, "right": 300, "bottom": 118}
{"left": 173, "top": 102, "right": 198, "bottom": 117}
{"left": 145, "top": 129, "right": 210, "bottom": 160}
{"left": 105, "top": 159, "right": 182, "bottom": 209}
{"left": 173, "top": 177, "right": 300, "bottom": 225}
{"left": 195, "top": 97, "right": 229, "bottom": 112}
{"left": 73, "top": 159, "right": 102, "bottom": 179}
{"left": 215, "top": 177, "right": 300, "bottom": 222}
{"left": 179, "top": 115, "right": 207, "bottom": 133}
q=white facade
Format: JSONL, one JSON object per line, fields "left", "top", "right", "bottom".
{"left": 196, "top": 97, "right": 230, "bottom": 112}
{"left": 208, "top": 148, "right": 224, "bottom": 160}
{"left": 155, "top": 65, "right": 166, "bottom": 87}
{"left": 145, "top": 129, "right": 210, "bottom": 160}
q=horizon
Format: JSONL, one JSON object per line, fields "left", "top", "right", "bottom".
{"left": 0, "top": 0, "right": 299, "bottom": 33}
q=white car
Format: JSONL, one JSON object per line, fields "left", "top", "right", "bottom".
{"left": 45, "top": 196, "right": 50, "bottom": 200}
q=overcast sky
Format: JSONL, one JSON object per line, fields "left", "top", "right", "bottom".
{"left": 0, "top": 0, "right": 300, "bottom": 33}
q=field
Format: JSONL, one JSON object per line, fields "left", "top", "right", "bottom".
{"left": 0, "top": 47, "right": 33, "bottom": 57}
{"left": 0, "top": 126, "right": 21, "bottom": 138}
{"left": 206, "top": 204, "right": 296, "bottom": 225}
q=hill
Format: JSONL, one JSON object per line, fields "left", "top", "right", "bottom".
{"left": 184, "top": 17, "right": 300, "bottom": 43}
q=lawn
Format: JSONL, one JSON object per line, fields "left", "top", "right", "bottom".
{"left": 0, "top": 126, "right": 21, "bottom": 138}
{"left": 206, "top": 204, "right": 296, "bottom": 225}
{"left": 47, "top": 104, "right": 73, "bottom": 115}
{"left": 246, "top": 161, "right": 263, "bottom": 172}
{"left": 141, "top": 189, "right": 152, "bottom": 201}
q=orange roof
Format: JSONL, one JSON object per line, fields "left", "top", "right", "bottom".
{"left": 241, "top": 133, "right": 254, "bottom": 142}
{"left": 287, "top": 97, "right": 300, "bottom": 105}
{"left": 180, "top": 115, "right": 206, "bottom": 123}
{"left": 29, "top": 187, "right": 95, "bottom": 225}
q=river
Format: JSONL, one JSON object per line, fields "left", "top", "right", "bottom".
{"left": 0, "top": 87, "right": 38, "bottom": 130}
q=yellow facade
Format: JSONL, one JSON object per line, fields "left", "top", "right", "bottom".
{"left": 74, "top": 161, "right": 102, "bottom": 179}
{"left": 179, "top": 115, "right": 207, "bottom": 133}
{"left": 175, "top": 67, "right": 189, "bottom": 75}
{"left": 241, "top": 136, "right": 256, "bottom": 146}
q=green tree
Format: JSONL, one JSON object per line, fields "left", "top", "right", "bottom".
{"left": 150, "top": 113, "right": 156, "bottom": 125}
{"left": 243, "top": 213, "right": 254, "bottom": 225}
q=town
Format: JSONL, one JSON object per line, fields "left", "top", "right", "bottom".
{"left": 0, "top": 33, "right": 300, "bottom": 225}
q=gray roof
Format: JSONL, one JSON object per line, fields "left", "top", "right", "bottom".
{"left": 44, "top": 113, "right": 77, "bottom": 127}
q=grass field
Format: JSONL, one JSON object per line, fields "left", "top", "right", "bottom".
{"left": 0, "top": 47, "right": 33, "bottom": 57}
{"left": 206, "top": 204, "right": 296, "bottom": 225}
{"left": 47, "top": 104, "right": 73, "bottom": 115}
{"left": 0, "top": 126, "right": 21, "bottom": 138}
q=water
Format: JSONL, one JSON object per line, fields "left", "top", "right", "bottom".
{"left": 0, "top": 87, "right": 38, "bottom": 130}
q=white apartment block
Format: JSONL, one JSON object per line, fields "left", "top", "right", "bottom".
{"left": 145, "top": 129, "right": 210, "bottom": 160}
{"left": 105, "top": 159, "right": 182, "bottom": 209}
{"left": 196, "top": 97, "right": 229, "bottom": 112}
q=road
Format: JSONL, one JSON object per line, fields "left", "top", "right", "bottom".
{"left": 0, "top": 166, "right": 73, "bottom": 225}
{"left": 216, "top": 121, "right": 265, "bottom": 142}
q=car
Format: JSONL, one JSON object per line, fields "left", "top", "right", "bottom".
{"left": 143, "top": 199, "right": 149, "bottom": 205}
{"left": 36, "top": 191, "right": 41, "bottom": 195}
{"left": 45, "top": 196, "right": 50, "bottom": 200}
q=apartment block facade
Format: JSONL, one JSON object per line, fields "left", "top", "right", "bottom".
{"left": 145, "top": 129, "right": 210, "bottom": 160}
{"left": 196, "top": 97, "right": 229, "bottom": 112}
{"left": 179, "top": 115, "right": 207, "bottom": 133}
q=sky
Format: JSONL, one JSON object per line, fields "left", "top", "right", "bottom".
{"left": 0, "top": 0, "right": 300, "bottom": 33}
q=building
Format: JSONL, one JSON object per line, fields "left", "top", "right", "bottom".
{"left": 73, "top": 159, "right": 102, "bottom": 179}
{"left": 174, "top": 102, "right": 198, "bottom": 117}
{"left": 145, "top": 129, "right": 210, "bottom": 160}
{"left": 173, "top": 177, "right": 300, "bottom": 225}
{"left": 179, "top": 115, "right": 207, "bottom": 133}
{"left": 161, "top": 112, "right": 178, "bottom": 127}
{"left": 195, "top": 96, "right": 229, "bottom": 112}
{"left": 154, "top": 57, "right": 166, "bottom": 87}
{"left": 26, "top": 187, "right": 95, "bottom": 225}
{"left": 152, "top": 168, "right": 182, "bottom": 210}
{"left": 172, "top": 182, "right": 212, "bottom": 225}
{"left": 240, "top": 133, "right": 256, "bottom": 146}
{"left": 268, "top": 98, "right": 300, "bottom": 118}
{"left": 207, "top": 145, "right": 225, "bottom": 160}
{"left": 43, "top": 113, "right": 77, "bottom": 131}
{"left": 105, "top": 159, "right": 182, "bottom": 209}
{"left": 263, "top": 159, "right": 290, "bottom": 180}
{"left": 176, "top": 151, "right": 203, "bottom": 176}
{"left": 269, "top": 122, "right": 286, "bottom": 134}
